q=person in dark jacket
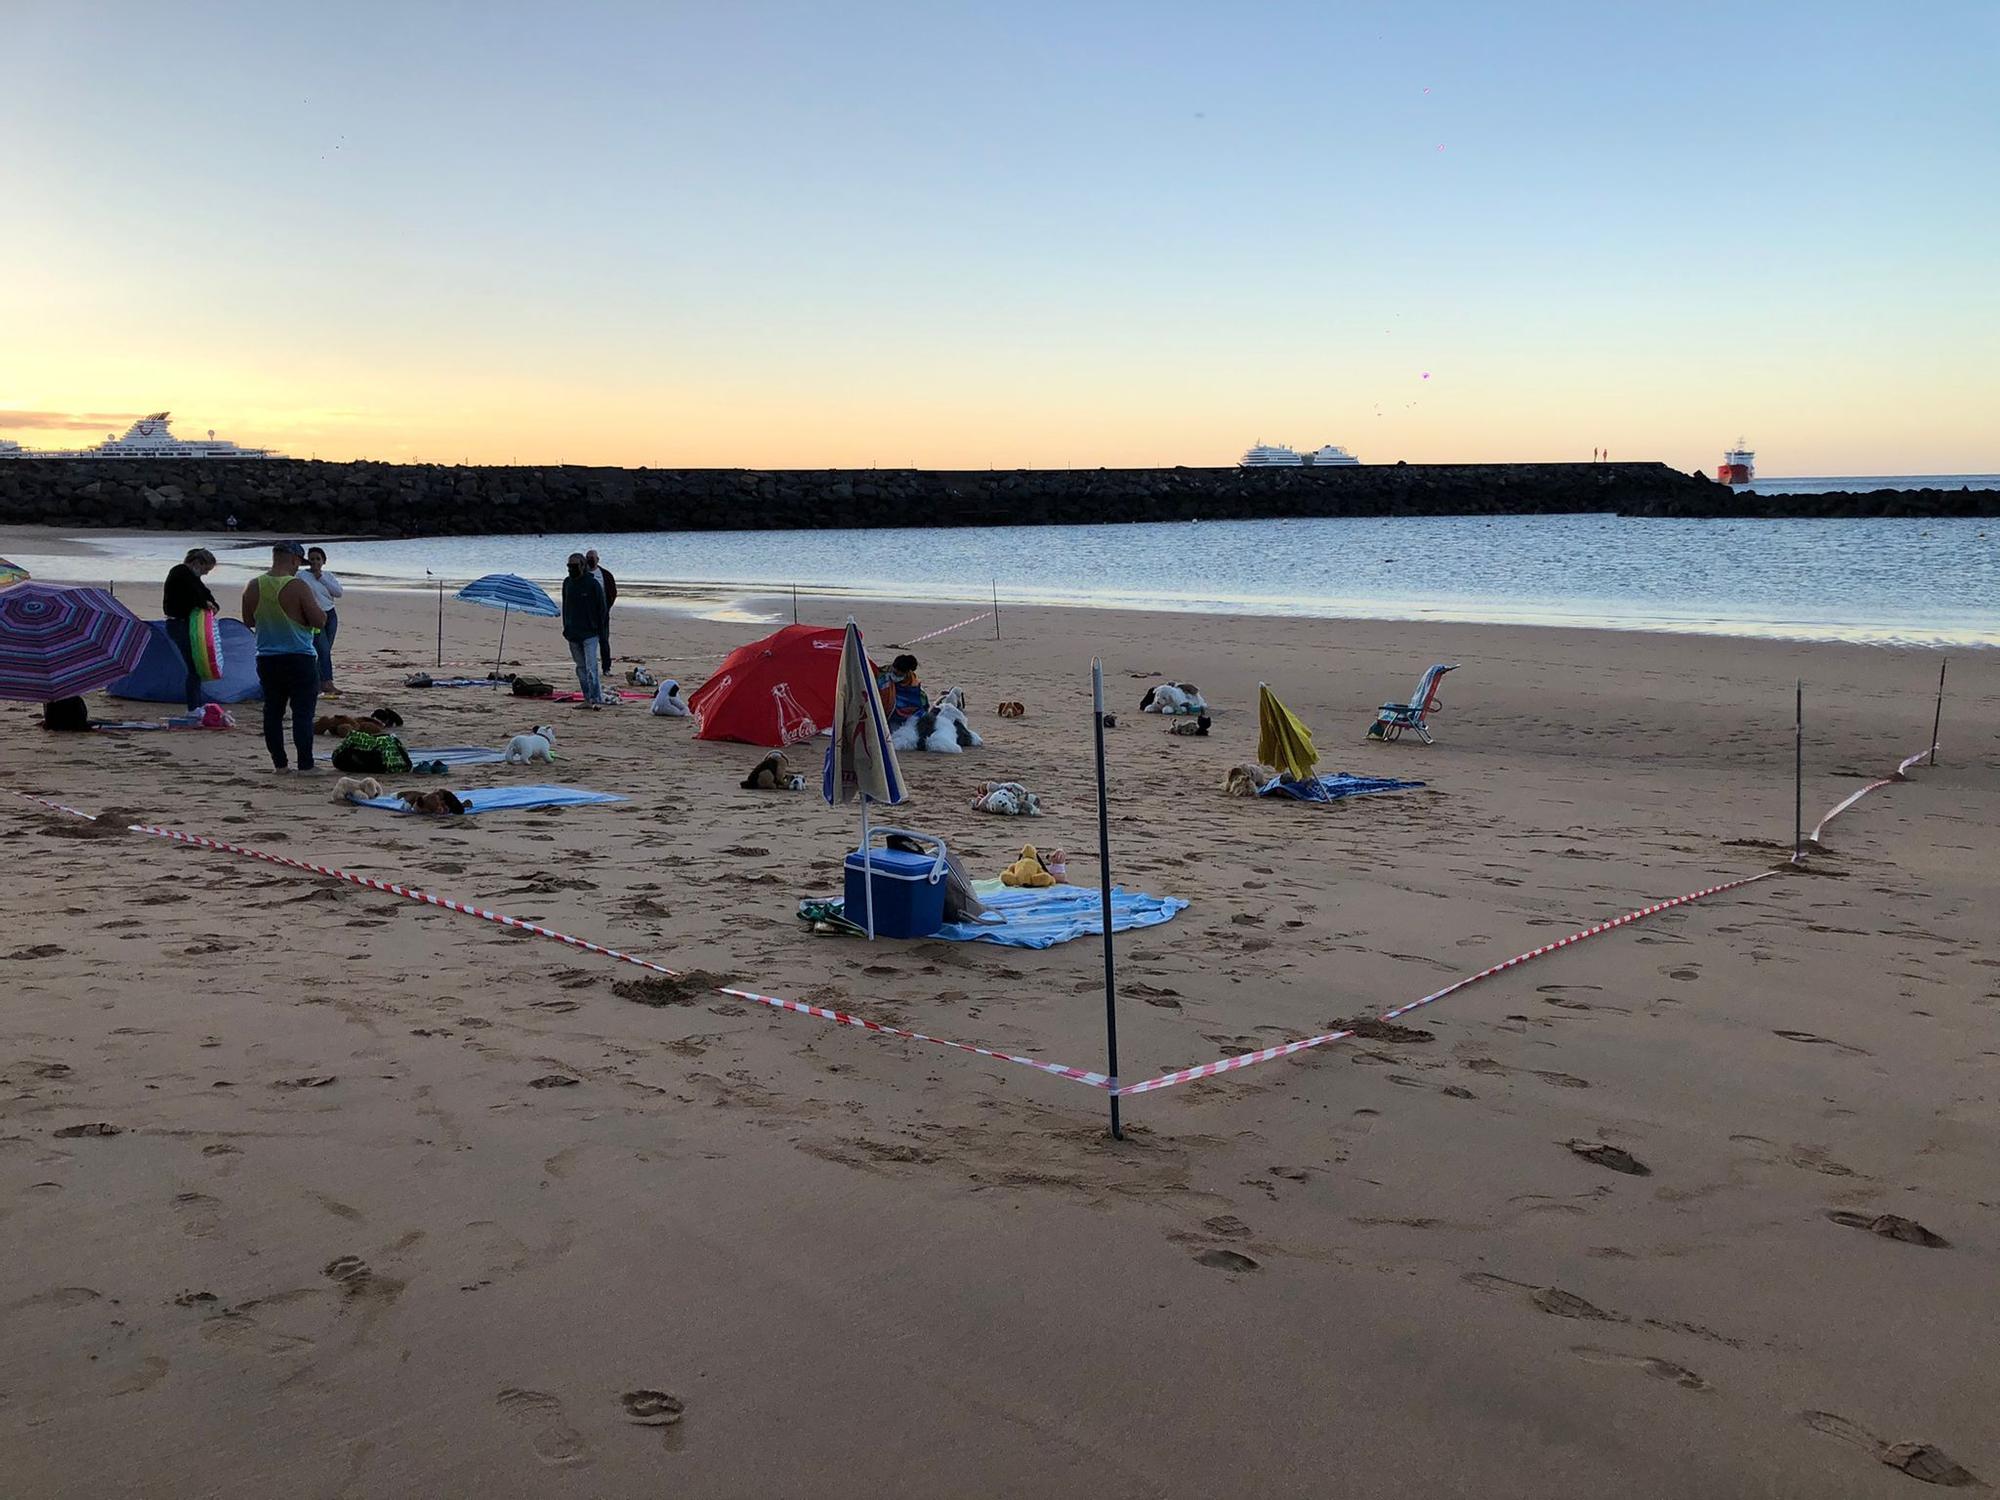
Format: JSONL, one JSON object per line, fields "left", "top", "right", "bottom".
{"left": 161, "top": 547, "right": 220, "bottom": 711}
{"left": 561, "top": 553, "right": 608, "bottom": 707}
{"left": 586, "top": 548, "right": 617, "bottom": 673}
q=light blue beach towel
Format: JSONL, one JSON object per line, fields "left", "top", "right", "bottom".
{"left": 403, "top": 745, "right": 511, "bottom": 766}
{"left": 930, "top": 881, "right": 1189, "bottom": 949}
{"left": 352, "top": 785, "right": 624, "bottom": 815}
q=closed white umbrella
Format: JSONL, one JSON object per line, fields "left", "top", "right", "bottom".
{"left": 821, "top": 618, "right": 906, "bottom": 938}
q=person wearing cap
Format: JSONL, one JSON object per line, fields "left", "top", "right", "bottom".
{"left": 876, "top": 653, "right": 927, "bottom": 725}
{"left": 240, "top": 541, "right": 327, "bottom": 771}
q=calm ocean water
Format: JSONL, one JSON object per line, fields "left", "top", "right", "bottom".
{"left": 28, "top": 513, "right": 1995, "bottom": 648}
{"left": 1736, "top": 473, "right": 2000, "bottom": 496}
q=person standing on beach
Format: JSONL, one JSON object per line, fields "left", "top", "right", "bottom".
{"left": 241, "top": 541, "right": 326, "bottom": 770}
{"left": 299, "top": 546, "right": 345, "bottom": 697}
{"left": 586, "top": 548, "right": 617, "bottom": 674}
{"left": 161, "top": 547, "right": 219, "bottom": 712}
{"left": 561, "top": 552, "right": 608, "bottom": 707}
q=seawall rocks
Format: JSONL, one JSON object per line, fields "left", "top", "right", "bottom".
{"left": 0, "top": 460, "right": 1990, "bottom": 536}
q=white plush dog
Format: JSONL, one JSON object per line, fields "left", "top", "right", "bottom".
{"left": 333, "top": 775, "right": 383, "bottom": 803}
{"left": 1140, "top": 682, "right": 1208, "bottom": 715}
{"left": 503, "top": 724, "right": 557, "bottom": 764}
{"left": 892, "top": 702, "right": 983, "bottom": 754}
{"left": 934, "top": 685, "right": 967, "bottom": 712}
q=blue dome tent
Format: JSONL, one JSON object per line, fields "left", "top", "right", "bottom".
{"left": 107, "top": 617, "right": 263, "bottom": 703}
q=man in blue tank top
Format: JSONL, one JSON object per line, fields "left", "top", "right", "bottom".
{"left": 240, "top": 541, "right": 327, "bottom": 771}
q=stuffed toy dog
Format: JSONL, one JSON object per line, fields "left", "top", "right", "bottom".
{"left": 741, "top": 750, "right": 792, "bottom": 790}
{"left": 502, "top": 725, "right": 557, "bottom": 764}
{"left": 398, "top": 788, "right": 467, "bottom": 815}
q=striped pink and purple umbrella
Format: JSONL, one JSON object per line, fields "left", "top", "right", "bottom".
{"left": 0, "top": 582, "right": 152, "bottom": 702}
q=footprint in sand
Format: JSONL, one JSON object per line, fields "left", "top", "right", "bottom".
{"left": 1571, "top": 1345, "right": 1709, "bottom": 1390}
{"left": 173, "top": 1191, "right": 222, "bottom": 1238}
{"left": 202, "top": 1312, "right": 315, "bottom": 1357}
{"left": 1566, "top": 1141, "right": 1651, "bottom": 1176}
{"left": 1800, "top": 1410, "right": 1980, "bottom": 1487}
{"left": 620, "top": 1387, "right": 686, "bottom": 1428}
{"left": 1193, "top": 1248, "right": 1259, "bottom": 1274}
{"left": 1826, "top": 1210, "right": 1949, "bottom": 1248}
{"left": 496, "top": 1387, "right": 589, "bottom": 1466}
{"left": 1665, "top": 966, "right": 1700, "bottom": 981}
{"left": 323, "top": 1255, "right": 376, "bottom": 1293}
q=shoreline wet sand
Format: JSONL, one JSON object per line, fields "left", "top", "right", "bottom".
{"left": 3, "top": 550, "right": 1996, "bottom": 1496}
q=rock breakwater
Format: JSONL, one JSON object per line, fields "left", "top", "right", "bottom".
{"left": 0, "top": 460, "right": 1989, "bottom": 536}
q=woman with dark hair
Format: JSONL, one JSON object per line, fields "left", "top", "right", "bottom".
{"left": 161, "top": 547, "right": 219, "bottom": 711}
{"left": 299, "top": 546, "right": 345, "bottom": 696}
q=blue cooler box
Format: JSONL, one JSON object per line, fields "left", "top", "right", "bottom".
{"left": 843, "top": 843, "right": 946, "bottom": 938}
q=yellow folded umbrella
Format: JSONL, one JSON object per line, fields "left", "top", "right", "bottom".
{"left": 1256, "top": 682, "right": 1319, "bottom": 783}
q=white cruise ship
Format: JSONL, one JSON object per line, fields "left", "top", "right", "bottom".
{"left": 1307, "top": 444, "right": 1359, "bottom": 466}
{"left": 1240, "top": 441, "right": 1303, "bottom": 467}
{"left": 0, "top": 412, "right": 281, "bottom": 459}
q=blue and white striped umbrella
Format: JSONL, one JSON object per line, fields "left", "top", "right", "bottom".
{"left": 823, "top": 619, "right": 907, "bottom": 939}
{"left": 455, "top": 574, "right": 559, "bottom": 617}
{"left": 455, "top": 573, "right": 560, "bottom": 674}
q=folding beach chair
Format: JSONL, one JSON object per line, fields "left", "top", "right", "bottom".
{"left": 1366, "top": 663, "right": 1458, "bottom": 745}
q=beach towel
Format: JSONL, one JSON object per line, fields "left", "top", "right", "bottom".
{"left": 402, "top": 745, "right": 510, "bottom": 766}
{"left": 350, "top": 785, "right": 625, "bottom": 815}
{"left": 550, "top": 688, "right": 654, "bottom": 703}
{"left": 411, "top": 676, "right": 510, "bottom": 689}
{"left": 1257, "top": 773, "right": 1425, "bottom": 803}
{"left": 936, "top": 881, "right": 1188, "bottom": 948}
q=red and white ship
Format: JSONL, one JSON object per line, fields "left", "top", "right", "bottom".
{"left": 1717, "top": 439, "right": 1754, "bottom": 485}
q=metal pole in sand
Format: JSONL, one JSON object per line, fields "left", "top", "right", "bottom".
{"left": 993, "top": 580, "right": 1001, "bottom": 641}
{"left": 436, "top": 580, "right": 445, "bottom": 667}
{"left": 792, "top": 584, "right": 798, "bottom": 625}
{"left": 1930, "top": 658, "right": 1946, "bottom": 767}
{"left": 860, "top": 797, "right": 876, "bottom": 940}
{"left": 495, "top": 604, "right": 510, "bottom": 678}
{"left": 1793, "top": 680, "right": 1803, "bottom": 862}
{"left": 1093, "top": 659, "right": 1122, "bottom": 1138}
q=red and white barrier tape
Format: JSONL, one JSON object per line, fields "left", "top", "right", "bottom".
{"left": 10, "top": 795, "right": 1111, "bottom": 1090}
{"left": 10, "top": 741, "right": 1931, "bottom": 1103}
{"left": 15, "top": 792, "right": 100, "bottom": 822}
{"left": 1114, "top": 871, "right": 1776, "bottom": 1096}
{"left": 901, "top": 609, "right": 994, "bottom": 646}
{"left": 1808, "top": 748, "right": 1930, "bottom": 844}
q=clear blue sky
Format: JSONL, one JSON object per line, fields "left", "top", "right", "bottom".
{"left": 3, "top": 0, "right": 1994, "bottom": 471}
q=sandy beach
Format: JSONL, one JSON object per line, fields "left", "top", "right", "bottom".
{"left": 3, "top": 530, "right": 1995, "bottom": 1497}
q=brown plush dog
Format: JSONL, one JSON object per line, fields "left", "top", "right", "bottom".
{"left": 995, "top": 701, "right": 1026, "bottom": 718}
{"left": 398, "top": 788, "right": 467, "bottom": 815}
{"left": 741, "top": 751, "right": 791, "bottom": 790}
{"left": 1223, "top": 764, "right": 1273, "bottom": 798}
{"left": 315, "top": 714, "right": 386, "bottom": 738}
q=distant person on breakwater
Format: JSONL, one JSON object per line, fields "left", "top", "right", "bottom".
{"left": 561, "top": 552, "right": 608, "bottom": 707}
{"left": 161, "top": 547, "right": 219, "bottom": 712}
{"left": 241, "top": 541, "right": 327, "bottom": 771}
{"left": 298, "top": 546, "right": 345, "bottom": 697}
{"left": 586, "top": 548, "right": 617, "bottom": 673}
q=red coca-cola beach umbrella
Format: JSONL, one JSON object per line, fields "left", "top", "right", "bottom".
{"left": 687, "top": 624, "right": 875, "bottom": 748}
